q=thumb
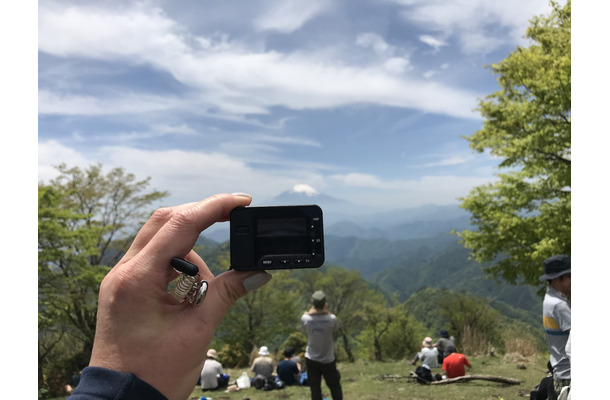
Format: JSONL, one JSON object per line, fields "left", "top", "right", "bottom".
{"left": 199, "top": 270, "right": 272, "bottom": 326}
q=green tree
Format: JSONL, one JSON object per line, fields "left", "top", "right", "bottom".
{"left": 38, "top": 164, "right": 168, "bottom": 394}
{"left": 355, "top": 294, "right": 424, "bottom": 361}
{"left": 216, "top": 269, "right": 304, "bottom": 366}
{"left": 303, "top": 266, "right": 371, "bottom": 362}
{"left": 38, "top": 184, "right": 105, "bottom": 395}
{"left": 439, "top": 292, "right": 503, "bottom": 355}
{"left": 455, "top": 1, "right": 571, "bottom": 286}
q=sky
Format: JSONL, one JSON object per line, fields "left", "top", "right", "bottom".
{"left": 37, "top": 0, "right": 562, "bottom": 211}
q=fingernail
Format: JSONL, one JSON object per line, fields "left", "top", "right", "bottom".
{"left": 243, "top": 272, "right": 272, "bottom": 292}
{"left": 232, "top": 192, "right": 252, "bottom": 199}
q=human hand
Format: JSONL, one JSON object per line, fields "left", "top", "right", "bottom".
{"left": 88, "top": 193, "right": 272, "bottom": 400}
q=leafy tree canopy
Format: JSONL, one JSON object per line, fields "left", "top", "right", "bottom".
{"left": 456, "top": 0, "right": 571, "bottom": 287}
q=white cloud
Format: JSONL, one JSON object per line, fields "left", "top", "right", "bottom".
{"left": 383, "top": 57, "right": 410, "bottom": 74}
{"left": 419, "top": 35, "right": 447, "bottom": 51}
{"left": 38, "top": 4, "right": 480, "bottom": 119}
{"left": 396, "top": 0, "right": 553, "bottom": 54}
{"left": 254, "top": 0, "right": 331, "bottom": 33}
{"left": 38, "top": 141, "right": 327, "bottom": 206}
{"left": 330, "top": 173, "right": 394, "bottom": 189}
{"left": 418, "top": 154, "right": 475, "bottom": 168}
{"left": 356, "top": 33, "right": 391, "bottom": 54}
{"left": 38, "top": 90, "right": 183, "bottom": 115}
{"left": 331, "top": 173, "right": 495, "bottom": 207}
{"left": 38, "top": 140, "right": 92, "bottom": 183}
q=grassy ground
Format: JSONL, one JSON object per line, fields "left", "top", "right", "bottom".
{"left": 189, "top": 353, "right": 548, "bottom": 400}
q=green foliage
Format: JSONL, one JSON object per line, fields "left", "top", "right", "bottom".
{"left": 456, "top": 0, "right": 571, "bottom": 287}
{"left": 354, "top": 297, "right": 426, "bottom": 361}
{"left": 38, "top": 164, "right": 168, "bottom": 396}
{"left": 439, "top": 292, "right": 504, "bottom": 355}
{"left": 405, "top": 287, "right": 451, "bottom": 335}
{"left": 216, "top": 269, "right": 305, "bottom": 366}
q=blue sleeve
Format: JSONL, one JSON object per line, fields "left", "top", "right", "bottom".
{"left": 68, "top": 366, "right": 167, "bottom": 400}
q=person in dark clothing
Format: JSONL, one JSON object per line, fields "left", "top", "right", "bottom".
{"left": 277, "top": 349, "right": 300, "bottom": 385}
{"left": 435, "top": 329, "right": 457, "bottom": 363}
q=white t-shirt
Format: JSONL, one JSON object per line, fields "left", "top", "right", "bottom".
{"left": 201, "top": 359, "right": 223, "bottom": 389}
{"left": 301, "top": 312, "right": 339, "bottom": 364}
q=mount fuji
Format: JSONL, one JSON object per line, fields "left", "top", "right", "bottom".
{"left": 201, "top": 184, "right": 471, "bottom": 243}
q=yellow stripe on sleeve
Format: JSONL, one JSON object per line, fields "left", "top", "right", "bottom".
{"left": 543, "top": 316, "right": 560, "bottom": 330}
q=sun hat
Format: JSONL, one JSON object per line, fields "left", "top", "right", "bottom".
{"left": 311, "top": 290, "right": 326, "bottom": 308}
{"left": 258, "top": 346, "right": 270, "bottom": 356}
{"left": 539, "top": 255, "right": 571, "bottom": 281}
{"left": 207, "top": 349, "right": 217, "bottom": 359}
{"left": 423, "top": 337, "right": 433, "bottom": 348}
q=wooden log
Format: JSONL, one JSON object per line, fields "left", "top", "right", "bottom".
{"left": 396, "top": 372, "right": 520, "bottom": 385}
{"left": 429, "top": 374, "right": 520, "bottom": 385}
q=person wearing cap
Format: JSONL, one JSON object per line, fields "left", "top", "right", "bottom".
{"left": 411, "top": 337, "right": 439, "bottom": 368}
{"left": 251, "top": 346, "right": 274, "bottom": 380}
{"left": 540, "top": 254, "right": 571, "bottom": 395}
{"left": 301, "top": 290, "right": 343, "bottom": 400}
{"left": 200, "top": 349, "right": 226, "bottom": 390}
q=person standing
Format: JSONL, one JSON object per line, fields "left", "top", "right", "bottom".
{"left": 540, "top": 255, "right": 571, "bottom": 396}
{"left": 301, "top": 291, "right": 343, "bottom": 400}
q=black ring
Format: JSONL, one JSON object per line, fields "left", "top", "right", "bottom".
{"left": 170, "top": 257, "right": 199, "bottom": 277}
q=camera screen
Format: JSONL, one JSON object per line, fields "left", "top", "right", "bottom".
{"left": 256, "top": 217, "right": 308, "bottom": 255}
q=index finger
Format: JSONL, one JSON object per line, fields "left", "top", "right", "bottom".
{"left": 132, "top": 193, "right": 251, "bottom": 280}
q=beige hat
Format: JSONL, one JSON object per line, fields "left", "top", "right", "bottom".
{"left": 207, "top": 349, "right": 217, "bottom": 359}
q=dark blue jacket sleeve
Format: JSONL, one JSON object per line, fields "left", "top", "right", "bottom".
{"left": 67, "top": 366, "right": 168, "bottom": 400}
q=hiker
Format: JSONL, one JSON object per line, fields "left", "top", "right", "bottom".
{"left": 435, "top": 329, "right": 457, "bottom": 364}
{"left": 540, "top": 255, "right": 571, "bottom": 397}
{"left": 277, "top": 348, "right": 301, "bottom": 385}
{"left": 301, "top": 290, "right": 343, "bottom": 400}
{"left": 285, "top": 346, "right": 304, "bottom": 373}
{"left": 66, "top": 193, "right": 273, "bottom": 400}
{"left": 411, "top": 337, "right": 439, "bottom": 368}
{"left": 251, "top": 345, "right": 275, "bottom": 388}
{"left": 441, "top": 350, "right": 471, "bottom": 379}
{"left": 200, "top": 349, "right": 228, "bottom": 391}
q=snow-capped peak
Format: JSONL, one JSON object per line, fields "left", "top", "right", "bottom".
{"left": 290, "top": 184, "right": 319, "bottom": 196}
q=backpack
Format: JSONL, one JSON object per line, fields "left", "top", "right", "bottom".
{"left": 415, "top": 366, "right": 434, "bottom": 384}
{"left": 253, "top": 374, "right": 267, "bottom": 389}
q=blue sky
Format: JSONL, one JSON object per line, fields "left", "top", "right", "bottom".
{"left": 38, "top": 0, "right": 561, "bottom": 210}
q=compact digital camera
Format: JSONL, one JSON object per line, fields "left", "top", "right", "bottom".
{"left": 230, "top": 205, "right": 324, "bottom": 271}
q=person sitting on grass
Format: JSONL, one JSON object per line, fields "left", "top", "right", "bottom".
{"left": 441, "top": 350, "right": 471, "bottom": 379}
{"left": 277, "top": 348, "right": 301, "bottom": 385}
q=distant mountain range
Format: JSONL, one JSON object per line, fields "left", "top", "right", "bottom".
{"left": 202, "top": 185, "right": 473, "bottom": 242}
{"left": 198, "top": 185, "right": 542, "bottom": 319}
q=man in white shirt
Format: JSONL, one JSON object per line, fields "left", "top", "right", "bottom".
{"left": 301, "top": 291, "right": 343, "bottom": 400}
